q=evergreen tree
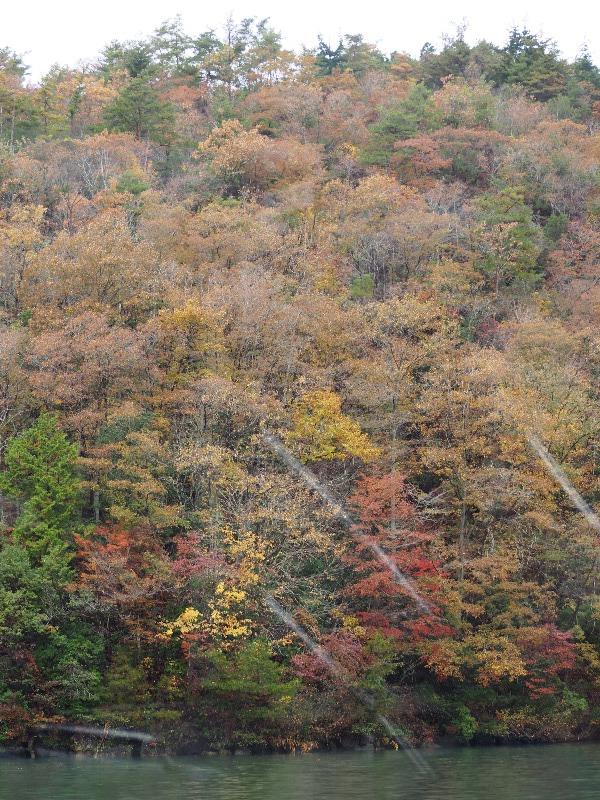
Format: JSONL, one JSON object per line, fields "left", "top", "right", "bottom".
{"left": 475, "top": 187, "right": 542, "bottom": 295}
{"left": 315, "top": 37, "right": 346, "bottom": 75}
{"left": 199, "top": 639, "right": 300, "bottom": 748}
{"left": 498, "top": 28, "right": 568, "bottom": 101}
{"left": 99, "top": 41, "right": 153, "bottom": 80}
{"left": 104, "top": 73, "right": 174, "bottom": 141}
{"left": 340, "top": 35, "right": 388, "bottom": 77}
{"left": 419, "top": 30, "right": 472, "bottom": 88}
{"left": 362, "top": 84, "right": 433, "bottom": 165}
{"left": 151, "top": 16, "right": 193, "bottom": 76}
{"left": 0, "top": 47, "right": 28, "bottom": 78}
{"left": 573, "top": 46, "right": 600, "bottom": 90}
{"left": 0, "top": 413, "right": 81, "bottom": 561}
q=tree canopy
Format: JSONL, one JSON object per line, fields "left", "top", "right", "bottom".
{"left": 0, "top": 17, "right": 599, "bottom": 753}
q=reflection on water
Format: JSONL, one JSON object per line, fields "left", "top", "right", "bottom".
{"left": 1, "top": 743, "right": 599, "bottom": 800}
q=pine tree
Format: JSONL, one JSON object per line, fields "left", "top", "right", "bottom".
{"left": 104, "top": 73, "right": 174, "bottom": 141}
{"left": 0, "top": 413, "right": 81, "bottom": 561}
{"left": 362, "top": 84, "right": 432, "bottom": 166}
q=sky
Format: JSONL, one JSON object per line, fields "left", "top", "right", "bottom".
{"left": 5, "top": 0, "right": 600, "bottom": 83}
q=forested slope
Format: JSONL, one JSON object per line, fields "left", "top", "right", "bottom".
{"left": 1, "top": 20, "right": 600, "bottom": 751}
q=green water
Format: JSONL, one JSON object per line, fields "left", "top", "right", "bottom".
{"left": 1, "top": 743, "right": 599, "bottom": 799}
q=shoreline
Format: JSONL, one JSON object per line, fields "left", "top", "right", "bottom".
{"left": 3, "top": 731, "right": 598, "bottom": 761}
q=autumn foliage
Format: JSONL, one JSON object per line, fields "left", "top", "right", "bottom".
{"left": 0, "top": 19, "right": 599, "bottom": 750}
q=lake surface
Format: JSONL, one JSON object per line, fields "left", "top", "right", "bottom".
{"left": 1, "top": 743, "right": 599, "bottom": 800}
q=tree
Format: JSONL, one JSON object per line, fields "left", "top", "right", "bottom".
{"left": 196, "top": 639, "right": 299, "bottom": 750}
{"left": 572, "top": 47, "right": 600, "bottom": 91}
{"left": 0, "top": 325, "right": 30, "bottom": 447}
{"left": 314, "top": 35, "right": 387, "bottom": 78}
{"left": 498, "top": 29, "right": 568, "bottom": 101}
{"left": 315, "top": 38, "right": 346, "bottom": 76}
{"left": 343, "top": 471, "right": 451, "bottom": 644}
{"left": 0, "top": 203, "right": 45, "bottom": 316}
{"left": 0, "top": 539, "right": 100, "bottom": 722}
{"left": 393, "top": 127, "right": 506, "bottom": 186}
{"left": 474, "top": 187, "right": 542, "bottom": 297}
{"left": 0, "top": 414, "right": 81, "bottom": 561}
{"left": 99, "top": 41, "right": 153, "bottom": 80}
{"left": 288, "top": 389, "right": 379, "bottom": 463}
{"left": 75, "top": 524, "right": 173, "bottom": 637}
{"left": 500, "top": 120, "right": 597, "bottom": 216}
{"left": 0, "top": 71, "right": 39, "bottom": 146}
{"left": 547, "top": 221, "right": 600, "bottom": 323}
{"left": 151, "top": 17, "right": 194, "bottom": 76}
{"left": 419, "top": 30, "right": 472, "bottom": 88}
{"left": 197, "top": 119, "right": 320, "bottom": 196}
{"left": 23, "top": 210, "right": 163, "bottom": 321}
{"left": 24, "top": 312, "right": 150, "bottom": 440}
{"left": 105, "top": 72, "right": 174, "bottom": 141}
{"left": 362, "top": 84, "right": 433, "bottom": 165}
{"left": 429, "top": 77, "right": 496, "bottom": 128}
{"left": 323, "top": 175, "right": 449, "bottom": 291}
{"left": 91, "top": 423, "right": 183, "bottom": 531}
{"left": 0, "top": 48, "right": 28, "bottom": 79}
{"left": 193, "top": 17, "right": 291, "bottom": 98}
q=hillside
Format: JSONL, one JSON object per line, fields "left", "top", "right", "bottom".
{"left": 1, "top": 20, "right": 600, "bottom": 751}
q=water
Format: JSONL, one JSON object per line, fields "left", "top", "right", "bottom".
{"left": 1, "top": 743, "right": 599, "bottom": 800}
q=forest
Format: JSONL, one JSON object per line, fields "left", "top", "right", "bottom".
{"left": 0, "top": 18, "right": 599, "bottom": 753}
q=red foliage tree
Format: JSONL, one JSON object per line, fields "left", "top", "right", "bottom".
{"left": 517, "top": 624, "right": 577, "bottom": 698}
{"left": 75, "top": 524, "right": 173, "bottom": 638}
{"left": 343, "top": 471, "right": 451, "bottom": 644}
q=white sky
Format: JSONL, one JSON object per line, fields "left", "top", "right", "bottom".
{"left": 6, "top": 0, "right": 600, "bottom": 82}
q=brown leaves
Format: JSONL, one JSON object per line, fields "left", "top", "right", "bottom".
{"left": 24, "top": 311, "right": 150, "bottom": 438}
{"left": 197, "top": 119, "right": 322, "bottom": 195}
{"left": 22, "top": 209, "right": 164, "bottom": 320}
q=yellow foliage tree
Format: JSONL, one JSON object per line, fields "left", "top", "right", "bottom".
{"left": 288, "top": 389, "right": 379, "bottom": 462}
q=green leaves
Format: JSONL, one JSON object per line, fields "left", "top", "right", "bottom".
{"left": 0, "top": 542, "right": 56, "bottom": 643}
{"left": 474, "top": 187, "right": 542, "bottom": 294}
{"left": 362, "top": 85, "right": 433, "bottom": 166}
{"left": 104, "top": 75, "right": 174, "bottom": 142}
{"left": 198, "top": 639, "right": 300, "bottom": 746}
{"left": 1, "top": 413, "right": 81, "bottom": 561}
